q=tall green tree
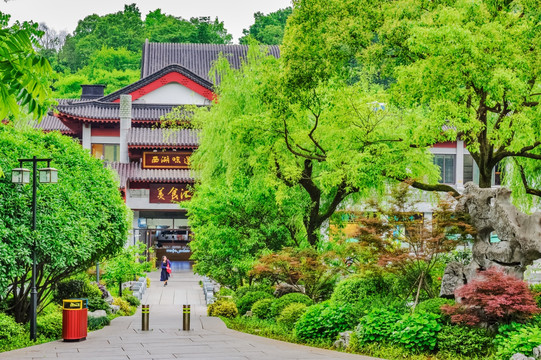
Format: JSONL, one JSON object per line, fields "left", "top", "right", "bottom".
{"left": 189, "top": 45, "right": 437, "bottom": 251}
{"left": 240, "top": 8, "right": 292, "bottom": 45}
{"left": 361, "top": 0, "right": 541, "bottom": 205}
{"left": 0, "top": 12, "right": 54, "bottom": 121}
{"left": 282, "top": 0, "right": 540, "bottom": 206}
{"left": 52, "top": 47, "right": 140, "bottom": 98}
{"left": 0, "top": 124, "right": 130, "bottom": 323}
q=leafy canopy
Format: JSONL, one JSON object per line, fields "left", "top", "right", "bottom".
{"left": 240, "top": 8, "right": 292, "bottom": 45}
{"left": 0, "top": 12, "right": 54, "bottom": 120}
{"left": 363, "top": 0, "right": 541, "bottom": 201}
{"left": 0, "top": 124, "right": 130, "bottom": 323}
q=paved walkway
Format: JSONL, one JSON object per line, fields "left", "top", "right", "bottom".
{"left": 2, "top": 268, "right": 382, "bottom": 360}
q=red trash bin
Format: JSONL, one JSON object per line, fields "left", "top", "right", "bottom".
{"left": 62, "top": 299, "right": 88, "bottom": 341}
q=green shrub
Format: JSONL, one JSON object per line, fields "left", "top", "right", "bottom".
{"left": 211, "top": 301, "right": 238, "bottom": 319}
{"left": 391, "top": 311, "right": 442, "bottom": 352}
{"left": 277, "top": 303, "right": 308, "bottom": 329}
{"left": 437, "top": 325, "right": 494, "bottom": 356}
{"left": 0, "top": 312, "right": 24, "bottom": 340}
{"left": 531, "top": 284, "right": 541, "bottom": 308}
{"left": 294, "top": 301, "right": 358, "bottom": 341}
{"left": 416, "top": 297, "right": 455, "bottom": 323}
{"left": 496, "top": 326, "right": 541, "bottom": 360}
{"left": 123, "top": 294, "right": 141, "bottom": 307}
{"left": 218, "top": 287, "right": 235, "bottom": 297}
{"left": 270, "top": 292, "right": 313, "bottom": 318}
{"left": 251, "top": 298, "right": 274, "bottom": 320}
{"left": 87, "top": 316, "right": 111, "bottom": 331}
{"left": 331, "top": 273, "right": 387, "bottom": 304}
{"left": 236, "top": 291, "right": 273, "bottom": 315}
{"left": 234, "top": 284, "right": 273, "bottom": 301}
{"left": 54, "top": 279, "right": 101, "bottom": 303}
{"left": 416, "top": 298, "right": 455, "bottom": 315}
{"left": 88, "top": 297, "right": 110, "bottom": 312}
{"left": 354, "top": 308, "right": 402, "bottom": 344}
{"left": 112, "top": 297, "right": 132, "bottom": 315}
{"left": 37, "top": 310, "right": 63, "bottom": 339}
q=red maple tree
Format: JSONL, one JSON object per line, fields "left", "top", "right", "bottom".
{"left": 441, "top": 267, "right": 540, "bottom": 326}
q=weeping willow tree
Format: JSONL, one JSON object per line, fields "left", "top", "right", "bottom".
{"left": 185, "top": 41, "right": 440, "bottom": 286}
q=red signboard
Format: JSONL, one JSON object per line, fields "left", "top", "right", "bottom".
{"left": 149, "top": 183, "right": 192, "bottom": 203}
{"left": 142, "top": 152, "right": 191, "bottom": 169}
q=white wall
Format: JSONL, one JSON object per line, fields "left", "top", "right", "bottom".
{"left": 133, "top": 82, "right": 211, "bottom": 105}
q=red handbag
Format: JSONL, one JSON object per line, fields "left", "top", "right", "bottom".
{"left": 166, "top": 264, "right": 172, "bottom": 274}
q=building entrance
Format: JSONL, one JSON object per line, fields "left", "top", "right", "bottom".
{"left": 132, "top": 227, "right": 193, "bottom": 263}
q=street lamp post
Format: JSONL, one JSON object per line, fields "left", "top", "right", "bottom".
{"left": 12, "top": 156, "right": 58, "bottom": 341}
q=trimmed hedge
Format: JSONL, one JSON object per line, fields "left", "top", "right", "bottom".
{"left": 236, "top": 291, "right": 273, "bottom": 315}
{"left": 277, "top": 303, "right": 308, "bottom": 329}
{"left": 270, "top": 293, "right": 313, "bottom": 318}
{"left": 251, "top": 298, "right": 274, "bottom": 320}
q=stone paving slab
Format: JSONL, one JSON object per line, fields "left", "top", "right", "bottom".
{"left": 1, "top": 268, "right": 383, "bottom": 360}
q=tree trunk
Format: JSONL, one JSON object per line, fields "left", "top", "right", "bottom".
{"left": 479, "top": 167, "right": 492, "bottom": 188}
{"left": 412, "top": 273, "right": 424, "bottom": 312}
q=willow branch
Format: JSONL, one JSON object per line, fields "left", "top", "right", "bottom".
{"left": 282, "top": 117, "right": 326, "bottom": 161}
{"left": 516, "top": 160, "right": 541, "bottom": 197}
{"left": 385, "top": 173, "right": 460, "bottom": 198}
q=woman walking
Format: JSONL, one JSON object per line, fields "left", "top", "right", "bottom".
{"left": 160, "top": 255, "right": 171, "bottom": 286}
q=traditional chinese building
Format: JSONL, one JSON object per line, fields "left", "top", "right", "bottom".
{"left": 36, "top": 43, "right": 280, "bottom": 262}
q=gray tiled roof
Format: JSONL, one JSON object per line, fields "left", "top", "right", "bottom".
{"left": 141, "top": 42, "right": 281, "bottom": 81}
{"left": 107, "top": 161, "right": 194, "bottom": 188}
{"left": 56, "top": 102, "right": 178, "bottom": 122}
{"left": 33, "top": 115, "right": 73, "bottom": 133}
{"left": 127, "top": 128, "right": 198, "bottom": 148}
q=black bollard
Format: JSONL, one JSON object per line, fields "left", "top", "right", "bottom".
{"left": 182, "top": 305, "right": 190, "bottom": 331}
{"left": 142, "top": 305, "right": 149, "bottom": 331}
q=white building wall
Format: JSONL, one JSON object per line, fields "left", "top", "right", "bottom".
{"left": 133, "top": 83, "right": 211, "bottom": 105}
{"left": 91, "top": 136, "right": 120, "bottom": 144}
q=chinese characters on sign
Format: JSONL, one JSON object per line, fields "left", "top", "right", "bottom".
{"left": 142, "top": 152, "right": 191, "bottom": 169}
{"left": 150, "top": 183, "right": 192, "bottom": 203}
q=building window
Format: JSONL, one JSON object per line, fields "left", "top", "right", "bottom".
{"left": 92, "top": 144, "right": 120, "bottom": 162}
{"left": 434, "top": 154, "right": 455, "bottom": 184}
{"left": 463, "top": 154, "right": 502, "bottom": 186}
{"left": 463, "top": 154, "right": 474, "bottom": 183}
{"left": 493, "top": 162, "right": 503, "bottom": 186}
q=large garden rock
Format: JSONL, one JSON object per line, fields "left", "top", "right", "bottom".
{"left": 333, "top": 331, "right": 352, "bottom": 350}
{"left": 441, "top": 183, "right": 541, "bottom": 297}
{"left": 98, "top": 284, "right": 113, "bottom": 303}
{"left": 88, "top": 310, "right": 107, "bottom": 318}
{"left": 533, "top": 345, "right": 541, "bottom": 359}
{"left": 109, "top": 305, "right": 120, "bottom": 314}
{"left": 511, "top": 354, "right": 534, "bottom": 360}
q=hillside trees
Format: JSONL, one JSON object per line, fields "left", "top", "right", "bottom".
{"left": 49, "top": 4, "right": 232, "bottom": 97}
{"left": 239, "top": 8, "right": 292, "bottom": 45}
{"left": 0, "top": 125, "right": 130, "bottom": 323}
